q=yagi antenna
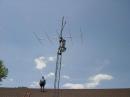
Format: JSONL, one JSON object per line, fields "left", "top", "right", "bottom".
{"left": 33, "top": 32, "right": 44, "bottom": 46}
{"left": 33, "top": 31, "right": 54, "bottom": 46}
{"left": 60, "top": 16, "right": 66, "bottom": 38}
{"left": 68, "top": 31, "right": 73, "bottom": 44}
{"left": 44, "top": 32, "right": 53, "bottom": 44}
{"left": 80, "top": 28, "right": 84, "bottom": 44}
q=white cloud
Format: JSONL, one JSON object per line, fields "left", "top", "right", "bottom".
{"left": 30, "top": 81, "right": 39, "bottom": 88}
{"left": 85, "top": 82, "right": 99, "bottom": 88}
{"left": 34, "top": 56, "right": 56, "bottom": 70}
{"left": 45, "top": 72, "right": 55, "bottom": 79}
{"left": 34, "top": 56, "right": 47, "bottom": 70}
{"left": 63, "top": 73, "right": 113, "bottom": 89}
{"left": 89, "top": 74, "right": 113, "bottom": 82}
{"left": 3, "top": 78, "right": 14, "bottom": 82}
{"left": 86, "top": 74, "right": 113, "bottom": 88}
{"left": 9, "top": 78, "right": 14, "bottom": 82}
{"left": 62, "top": 75, "right": 70, "bottom": 80}
{"left": 63, "top": 83, "right": 84, "bottom": 89}
{"left": 48, "top": 56, "right": 56, "bottom": 62}
{"left": 45, "top": 72, "right": 70, "bottom": 81}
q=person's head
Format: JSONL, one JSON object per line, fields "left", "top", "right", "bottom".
{"left": 42, "top": 76, "right": 44, "bottom": 79}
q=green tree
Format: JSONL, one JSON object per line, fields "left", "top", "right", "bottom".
{"left": 0, "top": 60, "right": 8, "bottom": 81}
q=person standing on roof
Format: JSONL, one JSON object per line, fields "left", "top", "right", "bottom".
{"left": 39, "top": 76, "right": 46, "bottom": 92}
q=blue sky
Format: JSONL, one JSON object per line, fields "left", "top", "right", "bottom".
{"left": 0, "top": 0, "right": 130, "bottom": 89}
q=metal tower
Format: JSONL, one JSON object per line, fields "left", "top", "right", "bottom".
{"left": 54, "top": 16, "right": 66, "bottom": 97}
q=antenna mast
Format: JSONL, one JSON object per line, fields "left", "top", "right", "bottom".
{"left": 54, "top": 16, "right": 66, "bottom": 97}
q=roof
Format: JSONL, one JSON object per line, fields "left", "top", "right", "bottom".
{"left": 0, "top": 88, "right": 130, "bottom": 97}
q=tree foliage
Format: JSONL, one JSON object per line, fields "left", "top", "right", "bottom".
{"left": 0, "top": 60, "right": 8, "bottom": 81}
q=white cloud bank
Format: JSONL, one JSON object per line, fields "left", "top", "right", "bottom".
{"left": 29, "top": 72, "right": 70, "bottom": 88}
{"left": 30, "top": 81, "right": 39, "bottom": 88}
{"left": 45, "top": 72, "right": 55, "bottom": 79}
{"left": 45, "top": 72, "right": 70, "bottom": 80}
{"left": 63, "top": 83, "right": 84, "bottom": 89}
{"left": 62, "top": 75, "right": 70, "bottom": 80}
{"left": 8, "top": 78, "right": 14, "bottom": 82}
{"left": 63, "top": 73, "right": 113, "bottom": 89}
{"left": 3, "top": 78, "right": 14, "bottom": 82}
{"left": 86, "top": 74, "right": 113, "bottom": 88}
